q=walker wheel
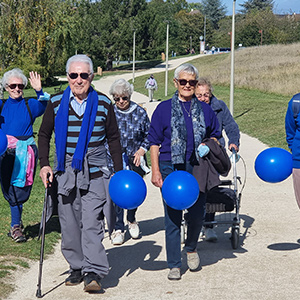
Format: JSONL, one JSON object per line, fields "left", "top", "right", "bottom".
{"left": 231, "top": 227, "right": 240, "bottom": 249}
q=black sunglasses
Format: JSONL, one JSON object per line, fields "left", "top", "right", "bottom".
{"left": 68, "top": 72, "right": 91, "bottom": 80}
{"left": 177, "top": 79, "right": 198, "bottom": 87}
{"left": 7, "top": 84, "right": 25, "bottom": 90}
{"left": 114, "top": 96, "right": 129, "bottom": 102}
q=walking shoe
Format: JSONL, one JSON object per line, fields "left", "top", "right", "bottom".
{"left": 167, "top": 268, "right": 181, "bottom": 280}
{"left": 199, "top": 226, "right": 205, "bottom": 239}
{"left": 8, "top": 225, "right": 26, "bottom": 243}
{"left": 128, "top": 221, "right": 139, "bottom": 239}
{"left": 111, "top": 230, "right": 125, "bottom": 245}
{"left": 83, "top": 272, "right": 102, "bottom": 292}
{"left": 187, "top": 251, "right": 200, "bottom": 271}
{"left": 205, "top": 228, "right": 218, "bottom": 242}
{"left": 65, "top": 270, "right": 84, "bottom": 286}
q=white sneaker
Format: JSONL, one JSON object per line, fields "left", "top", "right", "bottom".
{"left": 187, "top": 251, "right": 200, "bottom": 271}
{"left": 111, "top": 230, "right": 125, "bottom": 245}
{"left": 168, "top": 268, "right": 181, "bottom": 280}
{"left": 205, "top": 228, "right": 218, "bottom": 242}
{"left": 128, "top": 221, "right": 139, "bottom": 239}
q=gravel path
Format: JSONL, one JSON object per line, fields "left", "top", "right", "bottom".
{"left": 6, "top": 55, "right": 300, "bottom": 300}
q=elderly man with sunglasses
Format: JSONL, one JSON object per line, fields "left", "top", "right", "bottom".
{"left": 0, "top": 68, "right": 48, "bottom": 243}
{"left": 148, "top": 63, "right": 221, "bottom": 280}
{"left": 38, "top": 54, "right": 122, "bottom": 292}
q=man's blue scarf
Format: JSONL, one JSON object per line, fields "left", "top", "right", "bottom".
{"left": 55, "top": 86, "right": 98, "bottom": 172}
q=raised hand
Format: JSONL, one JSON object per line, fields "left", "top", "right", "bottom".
{"left": 29, "top": 71, "right": 42, "bottom": 92}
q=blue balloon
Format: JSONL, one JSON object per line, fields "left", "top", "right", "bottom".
{"left": 0, "top": 130, "right": 7, "bottom": 156}
{"left": 162, "top": 170, "right": 199, "bottom": 210}
{"left": 109, "top": 170, "right": 147, "bottom": 210}
{"left": 255, "top": 147, "right": 292, "bottom": 183}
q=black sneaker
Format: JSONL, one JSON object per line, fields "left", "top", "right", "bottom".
{"left": 8, "top": 225, "right": 26, "bottom": 243}
{"left": 83, "top": 272, "right": 102, "bottom": 292}
{"left": 65, "top": 270, "right": 84, "bottom": 286}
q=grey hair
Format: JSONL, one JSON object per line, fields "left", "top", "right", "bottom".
{"left": 109, "top": 78, "right": 133, "bottom": 97}
{"left": 197, "top": 77, "right": 214, "bottom": 93}
{"left": 174, "top": 63, "right": 199, "bottom": 80}
{"left": 66, "top": 54, "right": 93, "bottom": 74}
{"left": 2, "top": 68, "right": 28, "bottom": 87}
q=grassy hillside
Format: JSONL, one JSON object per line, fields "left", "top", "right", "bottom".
{"left": 133, "top": 42, "right": 300, "bottom": 150}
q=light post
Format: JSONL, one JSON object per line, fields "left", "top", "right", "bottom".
{"left": 190, "top": 36, "right": 192, "bottom": 53}
{"left": 204, "top": 15, "right": 206, "bottom": 51}
{"left": 199, "top": 36, "right": 202, "bottom": 54}
{"left": 132, "top": 29, "right": 136, "bottom": 83}
{"left": 229, "top": 0, "right": 236, "bottom": 116}
{"left": 165, "top": 21, "right": 169, "bottom": 97}
{"left": 259, "top": 29, "right": 263, "bottom": 46}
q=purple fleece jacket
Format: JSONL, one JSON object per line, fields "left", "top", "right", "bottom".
{"left": 148, "top": 98, "right": 220, "bottom": 161}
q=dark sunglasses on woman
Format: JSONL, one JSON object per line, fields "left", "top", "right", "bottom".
{"left": 7, "top": 84, "right": 25, "bottom": 90}
{"left": 114, "top": 96, "right": 129, "bottom": 102}
{"left": 176, "top": 79, "right": 198, "bottom": 87}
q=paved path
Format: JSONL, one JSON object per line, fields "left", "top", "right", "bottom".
{"left": 7, "top": 56, "right": 300, "bottom": 300}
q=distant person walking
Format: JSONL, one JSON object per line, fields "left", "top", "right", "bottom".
{"left": 145, "top": 74, "right": 158, "bottom": 102}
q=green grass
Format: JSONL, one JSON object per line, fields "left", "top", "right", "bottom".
{"left": 131, "top": 65, "right": 289, "bottom": 151}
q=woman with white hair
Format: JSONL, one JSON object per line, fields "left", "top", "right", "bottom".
{"left": 109, "top": 78, "right": 150, "bottom": 245}
{"left": 148, "top": 63, "right": 220, "bottom": 280}
{"left": 0, "top": 68, "right": 48, "bottom": 242}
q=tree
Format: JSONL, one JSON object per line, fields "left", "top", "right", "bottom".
{"left": 210, "top": 16, "right": 232, "bottom": 48}
{"left": 201, "top": 0, "right": 226, "bottom": 29}
{"left": 166, "top": 0, "right": 188, "bottom": 14}
{"left": 239, "top": 0, "right": 274, "bottom": 14}
{"left": 188, "top": 2, "right": 203, "bottom": 12}
{"left": 175, "top": 10, "right": 214, "bottom": 54}
{"left": 0, "top": 0, "right": 77, "bottom": 78}
{"left": 235, "top": 10, "right": 290, "bottom": 47}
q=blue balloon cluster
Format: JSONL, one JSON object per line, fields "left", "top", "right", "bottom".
{"left": 109, "top": 170, "right": 147, "bottom": 210}
{"left": 254, "top": 147, "right": 292, "bottom": 183}
{"left": 162, "top": 170, "right": 199, "bottom": 210}
{"left": 0, "top": 130, "right": 7, "bottom": 156}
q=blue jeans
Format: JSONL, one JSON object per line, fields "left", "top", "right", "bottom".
{"left": 159, "top": 161, "right": 206, "bottom": 269}
{"left": 115, "top": 206, "right": 137, "bottom": 232}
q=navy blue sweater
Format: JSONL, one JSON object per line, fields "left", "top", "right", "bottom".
{"left": 209, "top": 95, "right": 240, "bottom": 148}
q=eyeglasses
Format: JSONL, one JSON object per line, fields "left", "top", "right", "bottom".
{"left": 67, "top": 72, "right": 91, "bottom": 80}
{"left": 176, "top": 79, "right": 198, "bottom": 87}
{"left": 114, "top": 96, "right": 129, "bottom": 102}
{"left": 7, "top": 84, "right": 25, "bottom": 90}
{"left": 196, "top": 93, "right": 210, "bottom": 98}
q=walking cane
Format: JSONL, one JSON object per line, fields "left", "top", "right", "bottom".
{"left": 36, "top": 173, "right": 50, "bottom": 298}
